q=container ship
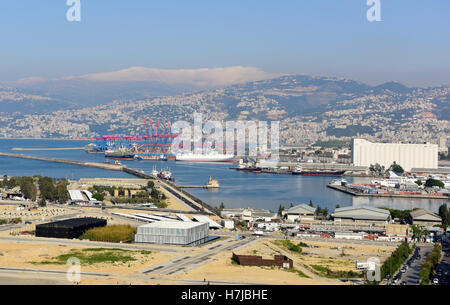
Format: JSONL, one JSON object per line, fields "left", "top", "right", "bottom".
{"left": 176, "top": 152, "right": 235, "bottom": 163}
{"left": 104, "top": 145, "right": 135, "bottom": 160}
{"left": 292, "top": 165, "right": 345, "bottom": 177}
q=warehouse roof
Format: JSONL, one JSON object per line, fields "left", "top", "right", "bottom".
{"left": 284, "top": 204, "right": 315, "bottom": 215}
{"left": 410, "top": 209, "right": 441, "bottom": 221}
{"left": 139, "top": 221, "right": 207, "bottom": 229}
{"left": 332, "top": 206, "right": 390, "bottom": 221}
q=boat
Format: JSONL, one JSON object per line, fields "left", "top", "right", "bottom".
{"left": 176, "top": 151, "right": 235, "bottom": 163}
{"left": 205, "top": 176, "right": 220, "bottom": 188}
{"left": 292, "top": 165, "right": 345, "bottom": 177}
{"left": 158, "top": 167, "right": 174, "bottom": 181}
{"left": 134, "top": 154, "right": 168, "bottom": 161}
{"left": 150, "top": 166, "right": 159, "bottom": 178}
{"left": 233, "top": 163, "right": 262, "bottom": 173}
{"left": 105, "top": 145, "right": 134, "bottom": 160}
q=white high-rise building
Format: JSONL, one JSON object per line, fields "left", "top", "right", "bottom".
{"left": 351, "top": 139, "right": 438, "bottom": 171}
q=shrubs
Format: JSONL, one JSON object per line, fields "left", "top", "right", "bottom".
{"left": 80, "top": 225, "right": 137, "bottom": 243}
{"left": 310, "top": 265, "right": 363, "bottom": 278}
{"left": 419, "top": 244, "right": 442, "bottom": 285}
{"left": 274, "top": 240, "right": 303, "bottom": 254}
{"left": 0, "top": 218, "right": 22, "bottom": 225}
{"left": 379, "top": 240, "right": 412, "bottom": 281}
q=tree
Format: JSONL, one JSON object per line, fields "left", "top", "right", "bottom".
{"left": 415, "top": 180, "right": 422, "bottom": 186}
{"left": 335, "top": 204, "right": 340, "bottom": 209}
{"left": 438, "top": 204, "right": 449, "bottom": 227}
{"left": 309, "top": 200, "right": 313, "bottom": 207}
{"left": 56, "top": 179, "right": 69, "bottom": 203}
{"left": 278, "top": 204, "right": 285, "bottom": 216}
{"left": 147, "top": 181, "right": 155, "bottom": 188}
{"left": 425, "top": 178, "right": 444, "bottom": 188}
{"left": 19, "top": 177, "right": 37, "bottom": 201}
{"left": 289, "top": 203, "right": 294, "bottom": 208}
{"left": 388, "top": 162, "right": 404, "bottom": 174}
{"left": 92, "top": 193, "right": 105, "bottom": 201}
{"left": 219, "top": 202, "right": 225, "bottom": 211}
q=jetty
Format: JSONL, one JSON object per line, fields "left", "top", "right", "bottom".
{"left": 12, "top": 147, "right": 84, "bottom": 151}
{"left": 327, "top": 184, "right": 449, "bottom": 199}
{"left": 0, "top": 152, "right": 124, "bottom": 171}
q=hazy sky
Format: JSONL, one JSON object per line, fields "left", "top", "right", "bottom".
{"left": 1, "top": 0, "right": 449, "bottom": 86}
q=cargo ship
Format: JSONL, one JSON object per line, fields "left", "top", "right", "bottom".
{"left": 134, "top": 154, "right": 168, "bottom": 161}
{"left": 292, "top": 165, "right": 345, "bottom": 177}
{"left": 104, "top": 145, "right": 134, "bottom": 160}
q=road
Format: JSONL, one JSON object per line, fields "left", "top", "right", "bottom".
{"left": 141, "top": 236, "right": 259, "bottom": 275}
{"left": 434, "top": 242, "right": 450, "bottom": 285}
{"left": 397, "top": 245, "right": 433, "bottom": 285}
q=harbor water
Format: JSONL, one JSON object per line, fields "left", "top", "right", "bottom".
{"left": 0, "top": 139, "right": 447, "bottom": 213}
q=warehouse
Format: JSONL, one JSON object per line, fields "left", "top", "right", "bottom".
{"left": 410, "top": 209, "right": 442, "bottom": 227}
{"left": 351, "top": 138, "right": 438, "bottom": 171}
{"left": 332, "top": 206, "right": 391, "bottom": 226}
{"left": 134, "top": 221, "right": 209, "bottom": 246}
{"left": 282, "top": 204, "right": 316, "bottom": 222}
{"left": 35, "top": 217, "right": 107, "bottom": 239}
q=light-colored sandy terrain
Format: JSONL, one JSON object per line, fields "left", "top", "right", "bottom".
{"left": 0, "top": 240, "right": 178, "bottom": 276}
{"left": 168, "top": 238, "right": 396, "bottom": 285}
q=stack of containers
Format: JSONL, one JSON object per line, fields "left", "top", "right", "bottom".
{"left": 135, "top": 221, "right": 209, "bottom": 246}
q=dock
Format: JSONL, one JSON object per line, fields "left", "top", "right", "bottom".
{"left": 12, "top": 147, "right": 85, "bottom": 151}
{"left": 327, "top": 184, "right": 449, "bottom": 199}
{"left": 0, "top": 152, "right": 124, "bottom": 171}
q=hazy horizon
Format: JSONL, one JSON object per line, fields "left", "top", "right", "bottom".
{"left": 0, "top": 1, "right": 449, "bottom": 87}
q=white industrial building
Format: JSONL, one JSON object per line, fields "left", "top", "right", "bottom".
{"left": 351, "top": 138, "right": 438, "bottom": 171}
{"left": 282, "top": 204, "right": 316, "bottom": 222}
{"left": 134, "top": 221, "right": 209, "bottom": 246}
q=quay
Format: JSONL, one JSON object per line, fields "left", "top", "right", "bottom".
{"left": 122, "top": 168, "right": 219, "bottom": 216}
{"left": 0, "top": 152, "right": 220, "bottom": 216}
{"left": 327, "top": 184, "right": 449, "bottom": 199}
{"left": 11, "top": 147, "right": 84, "bottom": 151}
{"left": 0, "top": 152, "right": 123, "bottom": 171}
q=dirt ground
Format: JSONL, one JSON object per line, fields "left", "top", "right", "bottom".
{"left": 0, "top": 240, "right": 178, "bottom": 276}
{"left": 169, "top": 238, "right": 396, "bottom": 285}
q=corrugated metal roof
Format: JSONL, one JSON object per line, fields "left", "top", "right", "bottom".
{"left": 285, "top": 204, "right": 315, "bottom": 214}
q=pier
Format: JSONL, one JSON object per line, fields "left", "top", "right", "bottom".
{"left": 11, "top": 147, "right": 84, "bottom": 151}
{"left": 327, "top": 184, "right": 449, "bottom": 199}
{"left": 0, "top": 152, "right": 124, "bottom": 171}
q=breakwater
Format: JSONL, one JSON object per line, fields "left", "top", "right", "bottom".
{"left": 0, "top": 152, "right": 124, "bottom": 171}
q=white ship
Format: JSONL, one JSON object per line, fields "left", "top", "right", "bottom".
{"left": 176, "top": 152, "right": 235, "bottom": 163}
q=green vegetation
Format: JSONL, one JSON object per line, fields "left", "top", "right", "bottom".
{"left": 310, "top": 264, "right": 363, "bottom": 278}
{"left": 312, "top": 140, "right": 349, "bottom": 148}
{"left": 411, "top": 225, "right": 429, "bottom": 239}
{"left": 388, "top": 162, "right": 404, "bottom": 174}
{"left": 419, "top": 244, "right": 442, "bottom": 285}
{"left": 315, "top": 205, "right": 329, "bottom": 218}
{"left": 0, "top": 218, "right": 22, "bottom": 225}
{"left": 438, "top": 204, "right": 450, "bottom": 228}
{"left": 92, "top": 193, "right": 104, "bottom": 201}
{"left": 30, "top": 248, "right": 148, "bottom": 266}
{"left": 380, "top": 207, "right": 413, "bottom": 224}
{"left": 231, "top": 257, "right": 239, "bottom": 265}
{"left": 80, "top": 225, "right": 137, "bottom": 243}
{"left": 369, "top": 163, "right": 385, "bottom": 176}
{"left": 274, "top": 239, "right": 303, "bottom": 254}
{"left": 425, "top": 178, "right": 445, "bottom": 188}
{"left": 278, "top": 204, "right": 285, "bottom": 216}
{"left": 285, "top": 267, "right": 310, "bottom": 278}
{"left": 378, "top": 241, "right": 413, "bottom": 282}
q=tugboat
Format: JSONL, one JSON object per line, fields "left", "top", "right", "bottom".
{"left": 292, "top": 165, "right": 345, "bottom": 177}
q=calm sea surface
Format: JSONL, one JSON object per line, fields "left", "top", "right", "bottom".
{"left": 0, "top": 139, "right": 447, "bottom": 213}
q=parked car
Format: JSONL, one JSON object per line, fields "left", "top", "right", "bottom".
{"left": 433, "top": 278, "right": 439, "bottom": 284}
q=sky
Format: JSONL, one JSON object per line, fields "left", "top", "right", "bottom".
{"left": 0, "top": 0, "right": 449, "bottom": 86}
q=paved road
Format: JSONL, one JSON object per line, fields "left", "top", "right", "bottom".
{"left": 141, "top": 236, "right": 259, "bottom": 275}
{"left": 398, "top": 245, "right": 433, "bottom": 285}
{"left": 433, "top": 243, "right": 450, "bottom": 285}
